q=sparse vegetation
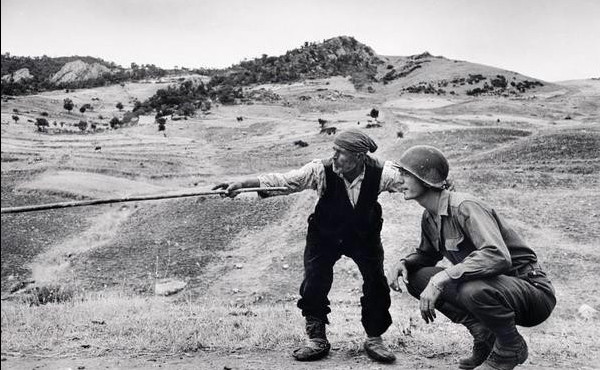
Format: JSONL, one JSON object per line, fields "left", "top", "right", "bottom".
{"left": 78, "top": 120, "right": 88, "bottom": 132}
{"left": 35, "top": 117, "right": 49, "bottom": 132}
{"left": 109, "top": 116, "right": 121, "bottom": 129}
{"left": 63, "top": 98, "right": 74, "bottom": 113}
{"left": 157, "top": 116, "right": 166, "bottom": 131}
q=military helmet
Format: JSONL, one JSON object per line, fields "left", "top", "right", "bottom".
{"left": 394, "top": 145, "right": 449, "bottom": 188}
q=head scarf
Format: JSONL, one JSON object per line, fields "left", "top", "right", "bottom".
{"left": 333, "top": 128, "right": 378, "bottom": 153}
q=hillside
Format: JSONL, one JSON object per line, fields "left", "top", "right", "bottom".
{"left": 1, "top": 47, "right": 599, "bottom": 369}
{"left": 2, "top": 36, "right": 553, "bottom": 102}
{"left": 0, "top": 54, "right": 169, "bottom": 95}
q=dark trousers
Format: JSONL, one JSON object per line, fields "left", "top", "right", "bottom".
{"left": 297, "top": 228, "right": 392, "bottom": 337}
{"left": 406, "top": 266, "right": 556, "bottom": 333}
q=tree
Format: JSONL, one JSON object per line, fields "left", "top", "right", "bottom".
{"left": 156, "top": 117, "right": 166, "bottom": 131}
{"left": 78, "top": 120, "right": 88, "bottom": 132}
{"left": 35, "top": 117, "right": 49, "bottom": 132}
{"left": 12, "top": 115, "right": 19, "bottom": 124}
{"left": 79, "top": 106, "right": 87, "bottom": 114}
{"left": 369, "top": 108, "right": 379, "bottom": 119}
{"left": 116, "top": 102, "right": 124, "bottom": 111}
{"left": 63, "top": 98, "right": 74, "bottom": 113}
{"left": 110, "top": 117, "right": 121, "bottom": 129}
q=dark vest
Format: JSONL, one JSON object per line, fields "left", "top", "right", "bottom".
{"left": 311, "top": 157, "right": 383, "bottom": 244}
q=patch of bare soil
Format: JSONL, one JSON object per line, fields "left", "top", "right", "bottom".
{"left": 2, "top": 78, "right": 600, "bottom": 369}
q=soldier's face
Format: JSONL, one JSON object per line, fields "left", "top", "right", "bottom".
{"left": 397, "top": 169, "right": 427, "bottom": 200}
{"left": 332, "top": 145, "right": 361, "bottom": 174}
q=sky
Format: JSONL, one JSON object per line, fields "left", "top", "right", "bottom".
{"left": 1, "top": 0, "right": 599, "bottom": 82}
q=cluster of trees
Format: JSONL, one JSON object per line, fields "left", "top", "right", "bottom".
{"left": 134, "top": 80, "right": 214, "bottom": 118}
{"left": 206, "top": 36, "right": 382, "bottom": 90}
{"left": 1, "top": 53, "right": 168, "bottom": 96}
{"left": 137, "top": 37, "right": 384, "bottom": 114}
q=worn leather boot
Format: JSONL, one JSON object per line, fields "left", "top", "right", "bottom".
{"left": 292, "top": 316, "right": 331, "bottom": 361}
{"left": 458, "top": 321, "right": 495, "bottom": 369}
{"left": 477, "top": 334, "right": 528, "bottom": 370}
{"left": 364, "top": 336, "right": 396, "bottom": 363}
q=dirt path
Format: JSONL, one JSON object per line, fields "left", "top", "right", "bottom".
{"left": 0, "top": 351, "right": 560, "bottom": 370}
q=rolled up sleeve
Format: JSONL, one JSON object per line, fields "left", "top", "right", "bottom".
{"left": 257, "top": 159, "right": 324, "bottom": 195}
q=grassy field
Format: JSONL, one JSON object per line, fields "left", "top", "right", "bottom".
{"left": 1, "top": 77, "right": 599, "bottom": 369}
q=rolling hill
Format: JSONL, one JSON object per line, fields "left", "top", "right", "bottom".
{"left": 1, "top": 36, "right": 599, "bottom": 369}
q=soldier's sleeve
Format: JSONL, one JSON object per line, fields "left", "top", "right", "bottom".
{"left": 402, "top": 212, "right": 443, "bottom": 270}
{"left": 444, "top": 201, "right": 512, "bottom": 281}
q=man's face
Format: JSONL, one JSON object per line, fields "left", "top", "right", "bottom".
{"left": 332, "top": 145, "right": 362, "bottom": 175}
{"left": 397, "top": 168, "right": 427, "bottom": 200}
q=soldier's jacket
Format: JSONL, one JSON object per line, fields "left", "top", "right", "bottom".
{"left": 403, "top": 190, "right": 539, "bottom": 281}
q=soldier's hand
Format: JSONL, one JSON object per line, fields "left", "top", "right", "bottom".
{"left": 387, "top": 260, "right": 409, "bottom": 292}
{"left": 419, "top": 282, "right": 441, "bottom": 323}
{"left": 419, "top": 271, "right": 450, "bottom": 324}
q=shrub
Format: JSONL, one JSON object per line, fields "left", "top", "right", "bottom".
{"left": 63, "top": 98, "right": 74, "bottom": 113}
{"left": 157, "top": 117, "right": 166, "bottom": 131}
{"left": 35, "top": 117, "right": 49, "bottom": 132}
{"left": 78, "top": 120, "right": 88, "bottom": 131}
{"left": 25, "top": 284, "right": 75, "bottom": 305}
{"left": 490, "top": 75, "right": 508, "bottom": 89}
{"left": 110, "top": 117, "right": 121, "bottom": 129}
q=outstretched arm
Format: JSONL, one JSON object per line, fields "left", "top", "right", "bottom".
{"left": 212, "top": 178, "right": 260, "bottom": 198}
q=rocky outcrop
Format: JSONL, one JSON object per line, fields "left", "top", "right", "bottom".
{"left": 1, "top": 68, "right": 34, "bottom": 83}
{"left": 50, "top": 60, "right": 111, "bottom": 85}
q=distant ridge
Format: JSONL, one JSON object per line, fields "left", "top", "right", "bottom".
{"left": 1, "top": 36, "right": 550, "bottom": 97}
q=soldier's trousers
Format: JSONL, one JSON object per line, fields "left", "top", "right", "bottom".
{"left": 406, "top": 266, "right": 556, "bottom": 332}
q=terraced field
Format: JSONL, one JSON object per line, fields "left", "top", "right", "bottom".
{"left": 1, "top": 77, "right": 599, "bottom": 369}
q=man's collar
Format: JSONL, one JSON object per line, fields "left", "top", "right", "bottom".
{"left": 333, "top": 162, "right": 366, "bottom": 185}
{"left": 437, "top": 189, "right": 450, "bottom": 217}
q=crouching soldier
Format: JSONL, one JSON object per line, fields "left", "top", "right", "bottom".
{"left": 387, "top": 145, "right": 556, "bottom": 370}
{"left": 213, "top": 129, "right": 404, "bottom": 363}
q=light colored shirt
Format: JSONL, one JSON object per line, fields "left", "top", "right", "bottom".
{"left": 257, "top": 158, "right": 404, "bottom": 207}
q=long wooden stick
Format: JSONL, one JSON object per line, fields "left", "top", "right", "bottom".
{"left": 0, "top": 187, "right": 288, "bottom": 214}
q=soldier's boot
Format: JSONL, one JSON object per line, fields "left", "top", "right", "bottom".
{"left": 458, "top": 321, "right": 496, "bottom": 369}
{"left": 477, "top": 331, "right": 528, "bottom": 370}
{"left": 292, "top": 316, "right": 331, "bottom": 361}
{"left": 364, "top": 336, "right": 396, "bottom": 363}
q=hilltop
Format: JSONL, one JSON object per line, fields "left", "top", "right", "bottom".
{"left": 2, "top": 36, "right": 552, "bottom": 101}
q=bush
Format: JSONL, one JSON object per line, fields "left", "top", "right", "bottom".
{"left": 24, "top": 284, "right": 75, "bottom": 305}
{"left": 63, "top": 98, "right": 74, "bottom": 113}
{"left": 35, "top": 117, "right": 49, "bottom": 132}
{"left": 156, "top": 117, "right": 166, "bottom": 131}
{"left": 78, "top": 120, "right": 88, "bottom": 131}
{"left": 109, "top": 117, "right": 121, "bottom": 129}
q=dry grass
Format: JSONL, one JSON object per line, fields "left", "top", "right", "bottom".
{"left": 2, "top": 287, "right": 598, "bottom": 368}
{"left": 2, "top": 78, "right": 600, "bottom": 368}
